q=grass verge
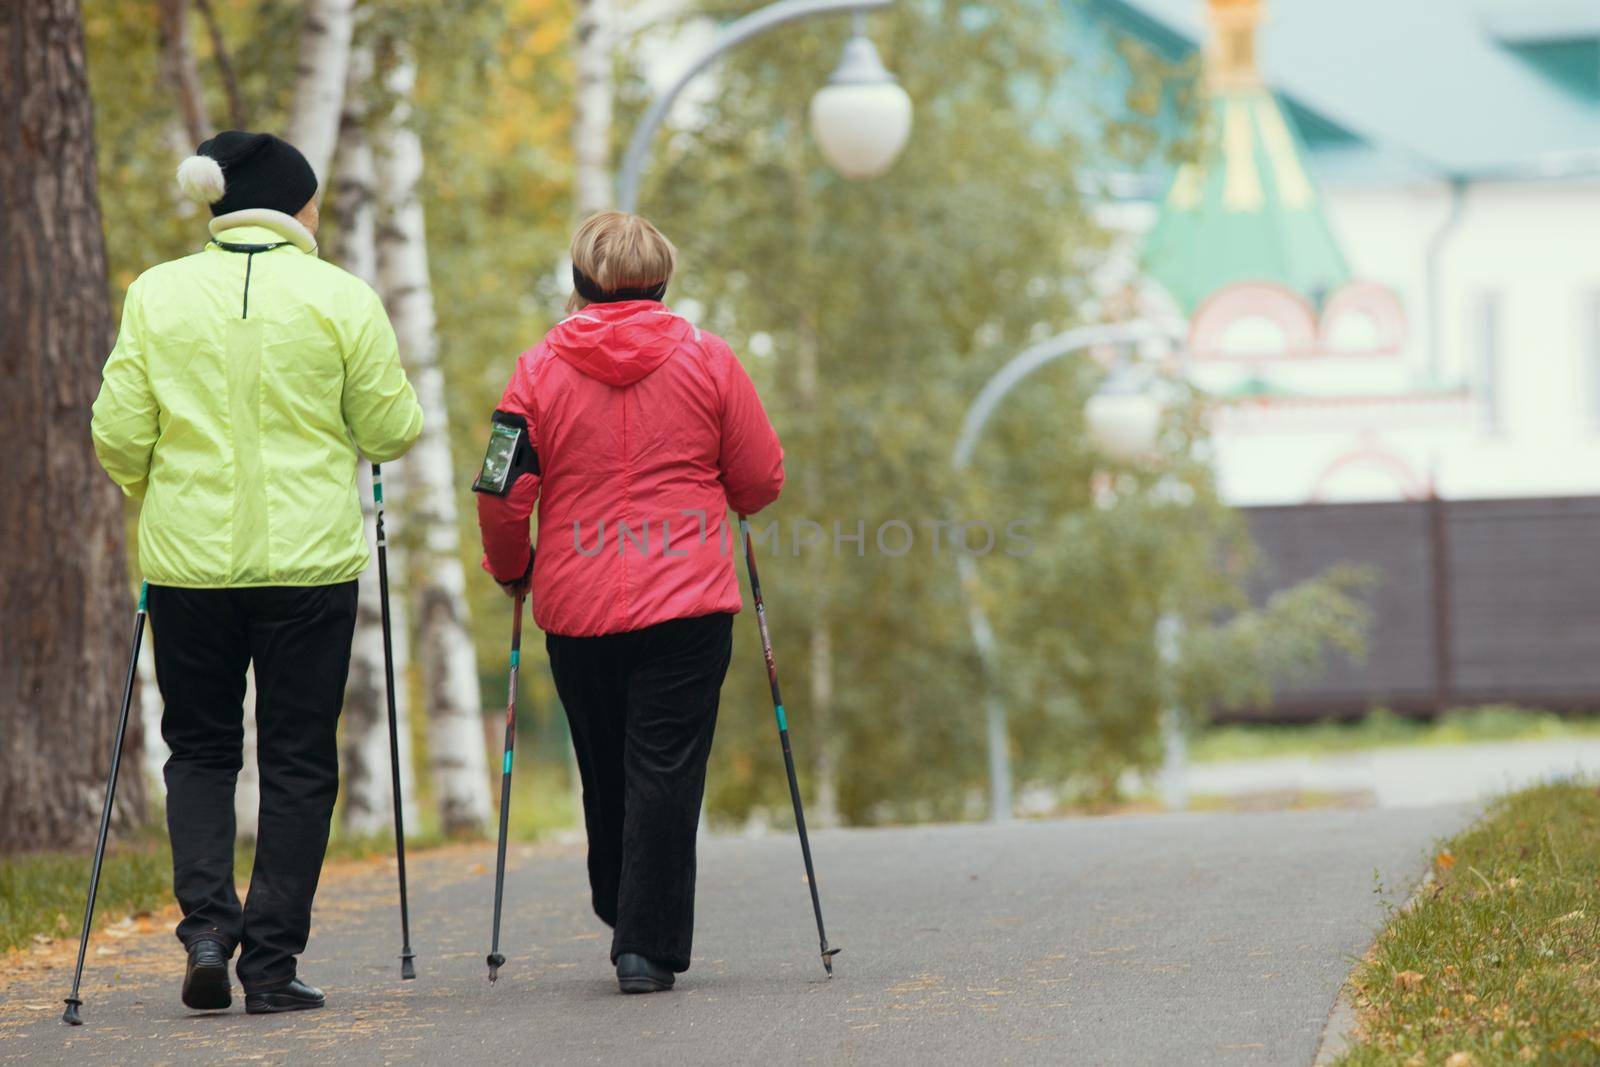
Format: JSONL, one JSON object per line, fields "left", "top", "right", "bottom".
{"left": 1195, "top": 706, "right": 1600, "bottom": 764}
{"left": 0, "top": 831, "right": 172, "bottom": 954}
{"left": 0, "top": 758, "right": 577, "bottom": 953}
{"left": 1336, "top": 781, "right": 1600, "bottom": 1066}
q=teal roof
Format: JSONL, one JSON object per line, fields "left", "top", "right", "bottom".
{"left": 1141, "top": 88, "right": 1350, "bottom": 313}
{"left": 1095, "top": 0, "right": 1600, "bottom": 180}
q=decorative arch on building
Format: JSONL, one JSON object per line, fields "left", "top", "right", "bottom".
{"left": 1318, "top": 281, "right": 1407, "bottom": 357}
{"left": 1310, "top": 444, "right": 1429, "bottom": 502}
{"left": 1189, "top": 280, "right": 1319, "bottom": 361}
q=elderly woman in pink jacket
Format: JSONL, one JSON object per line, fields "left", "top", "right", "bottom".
{"left": 475, "top": 211, "right": 784, "bottom": 993}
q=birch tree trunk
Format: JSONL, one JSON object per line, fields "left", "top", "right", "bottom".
{"left": 0, "top": 0, "right": 140, "bottom": 850}
{"left": 221, "top": 0, "right": 359, "bottom": 847}
{"left": 332, "top": 38, "right": 378, "bottom": 284}
{"left": 573, "top": 0, "right": 614, "bottom": 215}
{"left": 157, "top": 0, "right": 210, "bottom": 147}
{"left": 345, "top": 469, "right": 419, "bottom": 832}
{"left": 796, "top": 331, "right": 841, "bottom": 828}
{"left": 374, "top": 42, "right": 491, "bottom": 835}
{"left": 138, "top": 632, "right": 168, "bottom": 800}
{"left": 284, "top": 0, "right": 355, "bottom": 181}
{"left": 235, "top": 669, "right": 259, "bottom": 840}
{"left": 334, "top": 41, "right": 418, "bottom": 833}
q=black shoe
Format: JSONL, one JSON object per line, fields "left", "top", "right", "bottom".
{"left": 244, "top": 978, "right": 325, "bottom": 1015}
{"left": 616, "top": 953, "right": 675, "bottom": 994}
{"left": 181, "top": 939, "right": 233, "bottom": 1011}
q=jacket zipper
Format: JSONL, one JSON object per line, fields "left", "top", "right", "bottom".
{"left": 211, "top": 239, "right": 288, "bottom": 319}
{"left": 242, "top": 252, "right": 256, "bottom": 319}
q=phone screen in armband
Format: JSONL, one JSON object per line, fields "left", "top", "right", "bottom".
{"left": 473, "top": 422, "right": 523, "bottom": 495}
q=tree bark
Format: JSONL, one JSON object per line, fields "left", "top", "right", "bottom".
{"left": 156, "top": 0, "right": 210, "bottom": 148}
{"left": 334, "top": 39, "right": 418, "bottom": 834}
{"left": 373, "top": 41, "right": 491, "bottom": 835}
{"left": 284, "top": 0, "right": 355, "bottom": 181}
{"left": 573, "top": 0, "right": 614, "bottom": 215}
{"left": 0, "top": 0, "right": 140, "bottom": 852}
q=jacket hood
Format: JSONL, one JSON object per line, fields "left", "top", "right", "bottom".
{"left": 545, "top": 301, "right": 695, "bottom": 387}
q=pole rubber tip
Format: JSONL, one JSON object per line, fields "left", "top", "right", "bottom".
{"left": 822, "top": 946, "right": 841, "bottom": 976}
{"left": 62, "top": 998, "right": 83, "bottom": 1026}
{"left": 401, "top": 954, "right": 416, "bottom": 981}
{"left": 486, "top": 953, "right": 505, "bottom": 983}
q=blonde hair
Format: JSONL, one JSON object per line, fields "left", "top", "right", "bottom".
{"left": 567, "top": 211, "right": 678, "bottom": 312}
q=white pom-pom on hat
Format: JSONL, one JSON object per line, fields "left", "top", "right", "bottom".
{"left": 176, "top": 154, "right": 226, "bottom": 205}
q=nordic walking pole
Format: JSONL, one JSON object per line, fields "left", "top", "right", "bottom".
{"left": 373, "top": 463, "right": 417, "bottom": 980}
{"left": 486, "top": 592, "right": 525, "bottom": 982}
{"left": 738, "top": 516, "right": 840, "bottom": 977}
{"left": 62, "top": 581, "right": 148, "bottom": 1026}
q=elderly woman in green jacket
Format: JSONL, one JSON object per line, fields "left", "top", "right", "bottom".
{"left": 91, "top": 131, "right": 422, "bottom": 1017}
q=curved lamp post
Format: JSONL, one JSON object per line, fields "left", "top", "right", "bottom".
{"left": 616, "top": 0, "right": 911, "bottom": 213}
{"left": 952, "top": 319, "right": 1184, "bottom": 822}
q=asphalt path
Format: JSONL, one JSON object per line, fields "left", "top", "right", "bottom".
{"left": 0, "top": 805, "right": 1469, "bottom": 1065}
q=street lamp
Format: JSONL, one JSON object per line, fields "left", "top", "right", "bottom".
{"left": 951, "top": 319, "right": 1184, "bottom": 822}
{"left": 616, "top": 0, "right": 911, "bottom": 214}
{"left": 808, "top": 20, "right": 913, "bottom": 179}
{"left": 1085, "top": 384, "right": 1165, "bottom": 463}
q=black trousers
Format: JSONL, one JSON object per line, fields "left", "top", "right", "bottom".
{"left": 546, "top": 612, "right": 733, "bottom": 973}
{"left": 146, "top": 582, "right": 357, "bottom": 991}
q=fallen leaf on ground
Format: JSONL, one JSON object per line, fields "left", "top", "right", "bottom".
{"left": 1436, "top": 851, "right": 1457, "bottom": 869}
{"left": 1395, "top": 970, "right": 1425, "bottom": 992}
{"left": 1444, "top": 1053, "right": 1475, "bottom": 1067}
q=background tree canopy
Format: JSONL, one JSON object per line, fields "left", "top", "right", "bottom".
{"left": 79, "top": 0, "right": 1367, "bottom": 833}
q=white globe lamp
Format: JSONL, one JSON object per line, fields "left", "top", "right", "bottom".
{"left": 1085, "top": 387, "right": 1163, "bottom": 461}
{"left": 808, "top": 33, "right": 913, "bottom": 180}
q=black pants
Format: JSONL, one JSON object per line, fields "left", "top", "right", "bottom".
{"left": 146, "top": 582, "right": 357, "bottom": 992}
{"left": 546, "top": 612, "right": 733, "bottom": 973}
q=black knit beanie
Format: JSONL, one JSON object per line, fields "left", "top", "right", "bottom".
{"left": 177, "top": 131, "right": 318, "bottom": 217}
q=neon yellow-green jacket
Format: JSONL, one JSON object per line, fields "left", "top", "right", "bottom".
{"left": 92, "top": 213, "right": 424, "bottom": 588}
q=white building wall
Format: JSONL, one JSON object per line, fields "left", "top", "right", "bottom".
{"left": 1203, "top": 176, "right": 1600, "bottom": 505}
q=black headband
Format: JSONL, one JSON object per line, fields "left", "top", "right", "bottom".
{"left": 572, "top": 265, "right": 668, "bottom": 304}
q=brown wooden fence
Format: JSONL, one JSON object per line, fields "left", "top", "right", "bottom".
{"left": 1235, "top": 495, "right": 1600, "bottom": 721}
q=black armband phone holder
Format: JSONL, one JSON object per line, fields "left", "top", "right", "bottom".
{"left": 472, "top": 410, "right": 540, "bottom": 495}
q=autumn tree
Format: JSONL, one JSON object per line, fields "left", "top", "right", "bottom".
{"left": 0, "top": 0, "right": 139, "bottom": 852}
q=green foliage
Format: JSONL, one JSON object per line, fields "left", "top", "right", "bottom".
{"left": 1104, "top": 32, "right": 1204, "bottom": 170}
{"left": 1338, "top": 782, "right": 1600, "bottom": 1065}
{"left": 1182, "top": 562, "right": 1374, "bottom": 715}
